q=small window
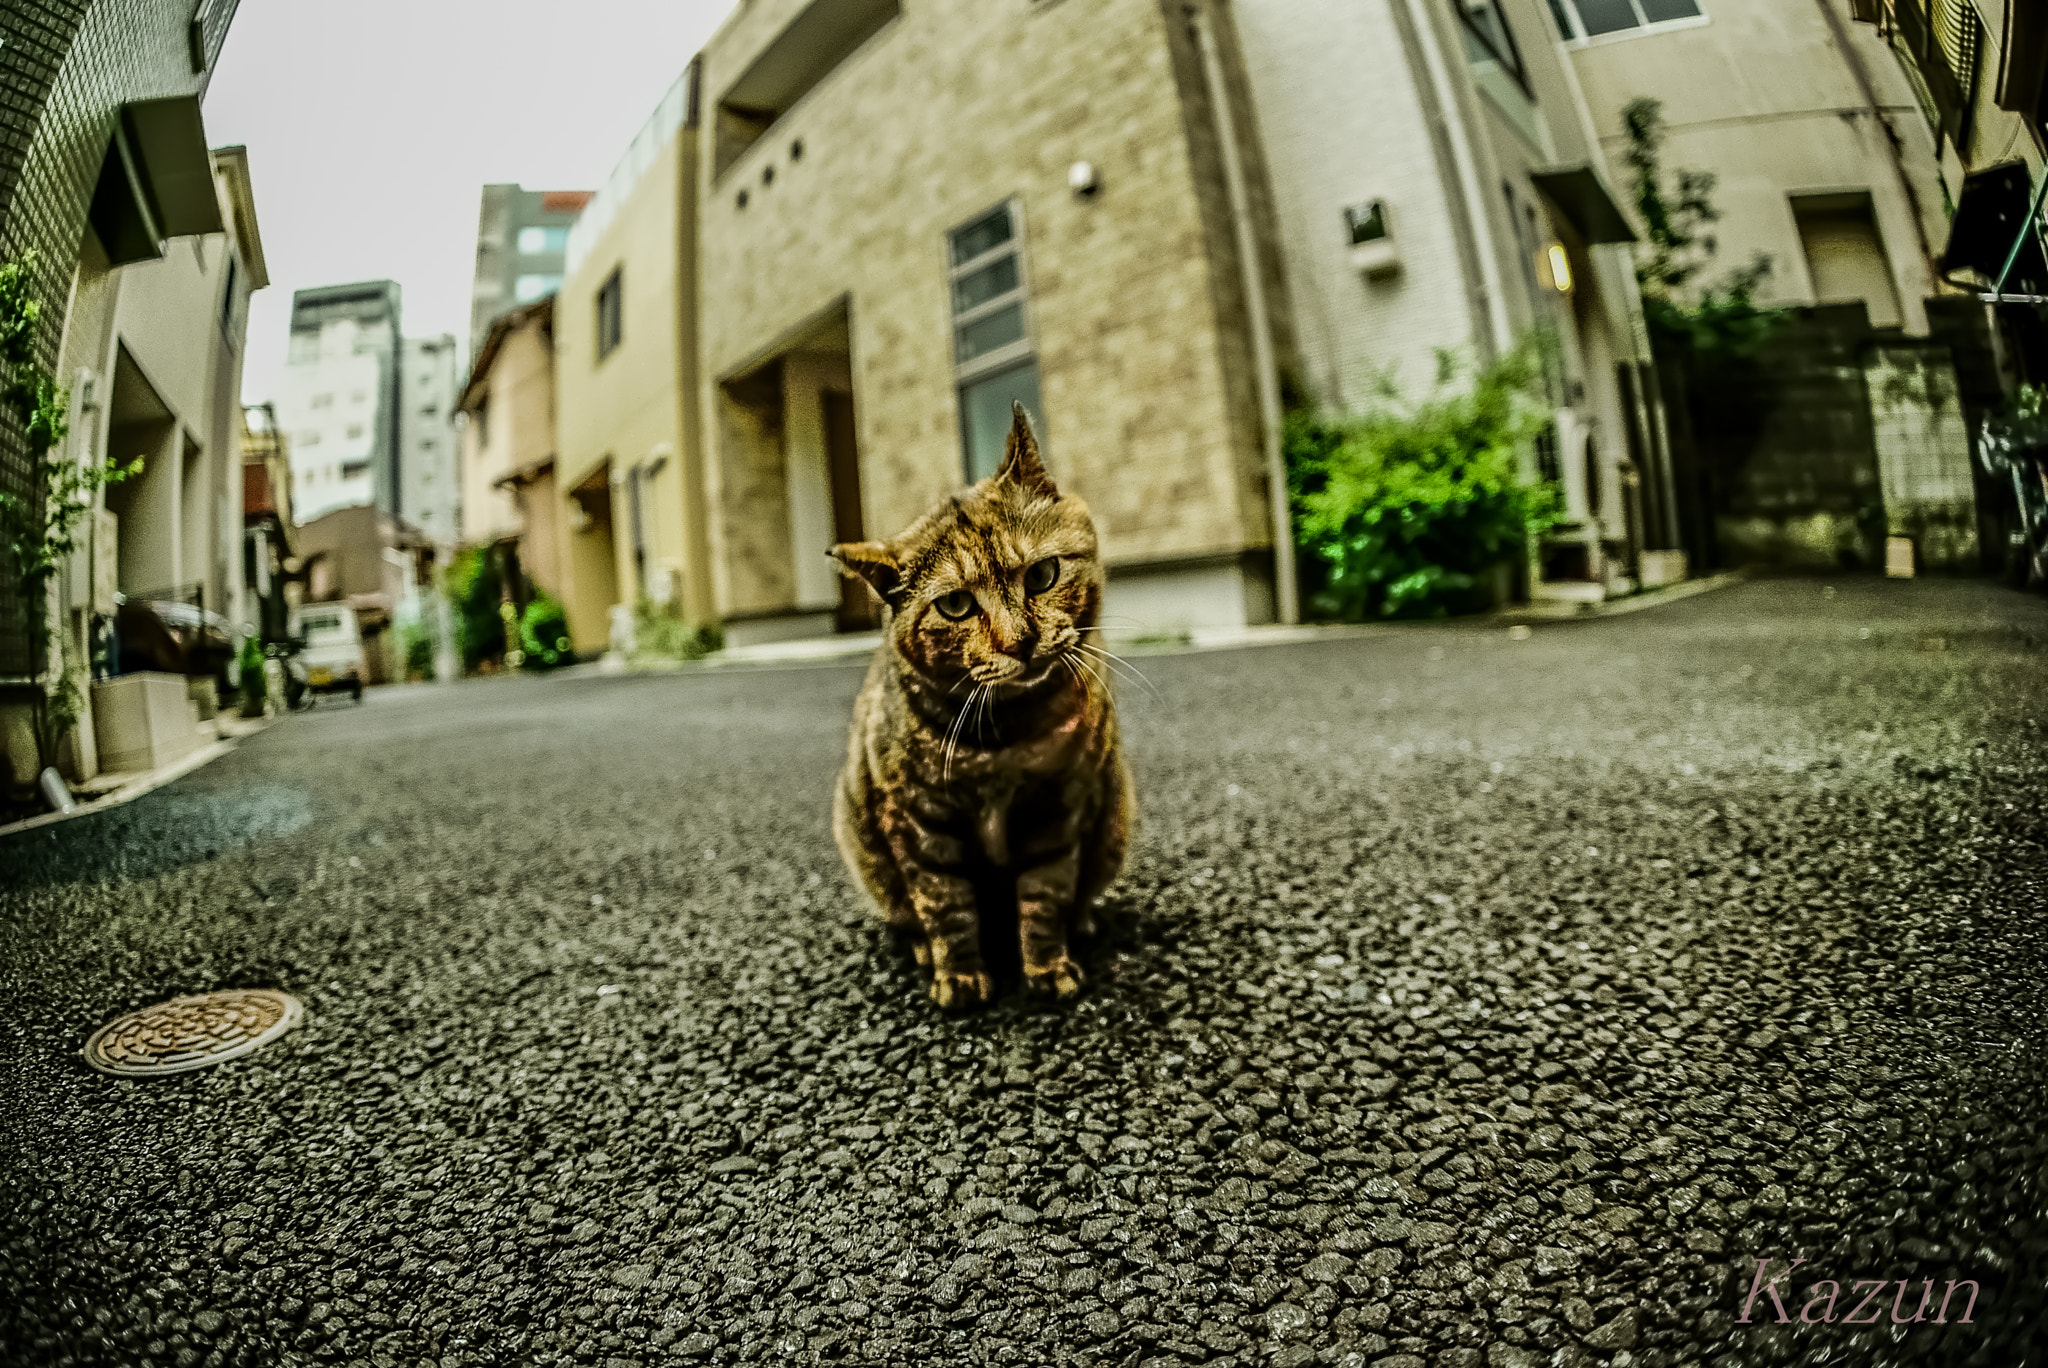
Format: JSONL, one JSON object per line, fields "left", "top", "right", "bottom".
{"left": 1547, "top": 0, "right": 1703, "bottom": 41}
{"left": 346, "top": 424, "right": 365, "bottom": 439}
{"left": 342, "top": 460, "right": 371, "bottom": 479}
{"left": 597, "top": 267, "right": 624, "bottom": 359}
{"left": 516, "top": 225, "right": 570, "bottom": 255}
{"left": 310, "top": 393, "right": 333, "bottom": 409}
{"left": 514, "top": 273, "right": 562, "bottom": 303}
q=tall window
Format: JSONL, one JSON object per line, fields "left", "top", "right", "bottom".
{"left": 1546, "top": 0, "right": 1703, "bottom": 40}
{"left": 597, "top": 268, "right": 624, "bottom": 359}
{"left": 947, "top": 201, "right": 1042, "bottom": 482}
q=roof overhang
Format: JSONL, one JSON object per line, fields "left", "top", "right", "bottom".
{"left": 458, "top": 294, "right": 554, "bottom": 412}
{"left": 1529, "top": 165, "right": 1638, "bottom": 245}
{"left": 211, "top": 145, "right": 269, "bottom": 288}
{"left": 88, "top": 96, "right": 226, "bottom": 266}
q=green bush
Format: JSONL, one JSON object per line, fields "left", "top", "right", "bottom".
{"left": 445, "top": 547, "right": 506, "bottom": 671}
{"left": 1287, "top": 342, "right": 1560, "bottom": 620}
{"left": 519, "top": 593, "right": 574, "bottom": 669}
{"left": 635, "top": 597, "right": 721, "bottom": 662}
{"left": 400, "top": 623, "right": 435, "bottom": 681}
{"left": 237, "top": 633, "right": 267, "bottom": 708}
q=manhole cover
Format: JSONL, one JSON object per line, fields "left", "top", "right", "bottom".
{"left": 83, "top": 989, "right": 303, "bottom": 1077}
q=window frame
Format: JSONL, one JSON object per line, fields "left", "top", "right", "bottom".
{"left": 1546, "top": 0, "right": 1709, "bottom": 44}
{"left": 1455, "top": 0, "right": 1532, "bottom": 90}
{"left": 945, "top": 198, "right": 1043, "bottom": 481}
{"left": 596, "top": 267, "right": 624, "bottom": 360}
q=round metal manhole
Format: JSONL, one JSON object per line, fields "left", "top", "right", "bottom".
{"left": 83, "top": 989, "right": 303, "bottom": 1077}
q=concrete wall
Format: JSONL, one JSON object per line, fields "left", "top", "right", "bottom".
{"left": 399, "top": 335, "right": 461, "bottom": 545}
{"left": 695, "top": 0, "right": 1277, "bottom": 626}
{"left": 274, "top": 332, "right": 383, "bottom": 523}
{"left": 1568, "top": 0, "right": 1945, "bottom": 334}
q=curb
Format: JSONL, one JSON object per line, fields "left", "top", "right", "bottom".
{"left": 0, "top": 715, "right": 273, "bottom": 841}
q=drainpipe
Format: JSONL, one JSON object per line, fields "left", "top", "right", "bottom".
{"left": 1398, "top": 0, "right": 1516, "bottom": 355}
{"left": 1188, "top": 0, "right": 1298, "bottom": 625}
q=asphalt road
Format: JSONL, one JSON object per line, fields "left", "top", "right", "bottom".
{"left": 3, "top": 577, "right": 2045, "bottom": 1368}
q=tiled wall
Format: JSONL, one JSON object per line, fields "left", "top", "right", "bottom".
{"left": 0, "top": 0, "right": 238, "bottom": 674}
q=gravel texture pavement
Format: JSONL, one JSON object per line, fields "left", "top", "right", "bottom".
{"left": 2, "top": 576, "right": 2044, "bottom": 1368}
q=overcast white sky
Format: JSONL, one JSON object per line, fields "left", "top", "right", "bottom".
{"left": 203, "top": 0, "right": 738, "bottom": 406}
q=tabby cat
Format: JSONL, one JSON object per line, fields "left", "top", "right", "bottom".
{"left": 830, "top": 404, "right": 1133, "bottom": 1009}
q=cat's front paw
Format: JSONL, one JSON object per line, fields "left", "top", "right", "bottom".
{"left": 929, "top": 968, "right": 995, "bottom": 1010}
{"left": 1025, "top": 954, "right": 1086, "bottom": 999}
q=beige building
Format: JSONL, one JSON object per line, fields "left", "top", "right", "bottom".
{"left": 3, "top": 130, "right": 268, "bottom": 784}
{"left": 554, "top": 67, "right": 712, "bottom": 650}
{"left": 1562, "top": 0, "right": 1947, "bottom": 332}
{"left": 681, "top": 0, "right": 1672, "bottom": 640}
{"left": 456, "top": 297, "right": 564, "bottom": 616}
{"left": 694, "top": 0, "right": 1297, "bottom": 640}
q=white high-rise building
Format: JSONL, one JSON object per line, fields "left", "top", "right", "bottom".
{"left": 273, "top": 281, "right": 402, "bottom": 525}
{"left": 400, "top": 334, "right": 461, "bottom": 544}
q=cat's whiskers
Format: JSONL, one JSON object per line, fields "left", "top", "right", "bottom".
{"left": 1063, "top": 648, "right": 1115, "bottom": 698}
{"left": 942, "top": 682, "right": 985, "bottom": 783}
{"left": 1081, "top": 641, "right": 1160, "bottom": 698}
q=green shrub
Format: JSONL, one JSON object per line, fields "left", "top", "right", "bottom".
{"left": 445, "top": 547, "right": 506, "bottom": 671}
{"left": 519, "top": 593, "right": 574, "bottom": 669}
{"left": 400, "top": 623, "right": 435, "bottom": 681}
{"left": 1287, "top": 342, "right": 1560, "bottom": 620}
{"left": 634, "top": 597, "right": 721, "bottom": 662}
{"left": 238, "top": 633, "right": 267, "bottom": 706}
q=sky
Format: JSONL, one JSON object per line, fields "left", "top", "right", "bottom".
{"left": 202, "top": 0, "right": 738, "bottom": 406}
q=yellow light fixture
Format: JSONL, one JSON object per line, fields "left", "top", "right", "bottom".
{"left": 1546, "top": 243, "right": 1573, "bottom": 293}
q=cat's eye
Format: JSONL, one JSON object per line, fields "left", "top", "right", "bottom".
{"left": 1023, "top": 557, "right": 1060, "bottom": 595}
{"left": 933, "top": 589, "right": 977, "bottom": 620}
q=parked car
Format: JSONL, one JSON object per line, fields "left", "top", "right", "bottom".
{"left": 291, "top": 602, "right": 366, "bottom": 705}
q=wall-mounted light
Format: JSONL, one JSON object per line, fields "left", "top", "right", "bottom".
{"left": 1545, "top": 242, "right": 1573, "bottom": 293}
{"left": 1068, "top": 160, "right": 1100, "bottom": 198}
{"left": 1344, "top": 200, "right": 1399, "bottom": 278}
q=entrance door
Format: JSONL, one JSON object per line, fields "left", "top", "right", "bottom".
{"left": 823, "top": 389, "right": 876, "bottom": 629}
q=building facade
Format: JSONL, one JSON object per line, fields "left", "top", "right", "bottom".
{"left": 1565, "top": 0, "right": 1947, "bottom": 332}
{"left": 687, "top": 0, "right": 1665, "bottom": 639}
{"left": 695, "top": 0, "right": 1299, "bottom": 640}
{"left": 555, "top": 66, "right": 708, "bottom": 652}
{"left": 400, "top": 333, "right": 461, "bottom": 545}
{"left": 467, "top": 184, "right": 592, "bottom": 359}
{"left": 0, "top": 0, "right": 243, "bottom": 685}
{"left": 2, "top": 137, "right": 267, "bottom": 783}
{"left": 1239, "top": 0, "right": 1669, "bottom": 592}
{"left": 456, "top": 297, "right": 562, "bottom": 613}
{"left": 273, "top": 280, "right": 403, "bottom": 525}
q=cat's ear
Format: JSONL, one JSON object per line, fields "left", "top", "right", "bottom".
{"left": 996, "top": 401, "right": 1057, "bottom": 497}
{"left": 828, "top": 541, "right": 902, "bottom": 607}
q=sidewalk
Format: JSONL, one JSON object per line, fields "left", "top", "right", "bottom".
{"left": 574, "top": 569, "right": 1751, "bottom": 676}
{"left": 0, "top": 711, "right": 275, "bottom": 841}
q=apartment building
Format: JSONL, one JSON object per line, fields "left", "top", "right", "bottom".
{"left": 688, "top": 0, "right": 1668, "bottom": 641}
{"left": 273, "top": 281, "right": 404, "bottom": 524}
{"left": 695, "top": 0, "right": 1306, "bottom": 640}
{"left": 467, "top": 184, "right": 593, "bottom": 358}
{"left": 554, "top": 66, "right": 710, "bottom": 651}
{"left": 400, "top": 333, "right": 462, "bottom": 545}
{"left": 3, "top": 135, "right": 267, "bottom": 783}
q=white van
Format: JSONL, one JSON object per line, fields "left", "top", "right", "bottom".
{"left": 293, "top": 602, "right": 366, "bottom": 703}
